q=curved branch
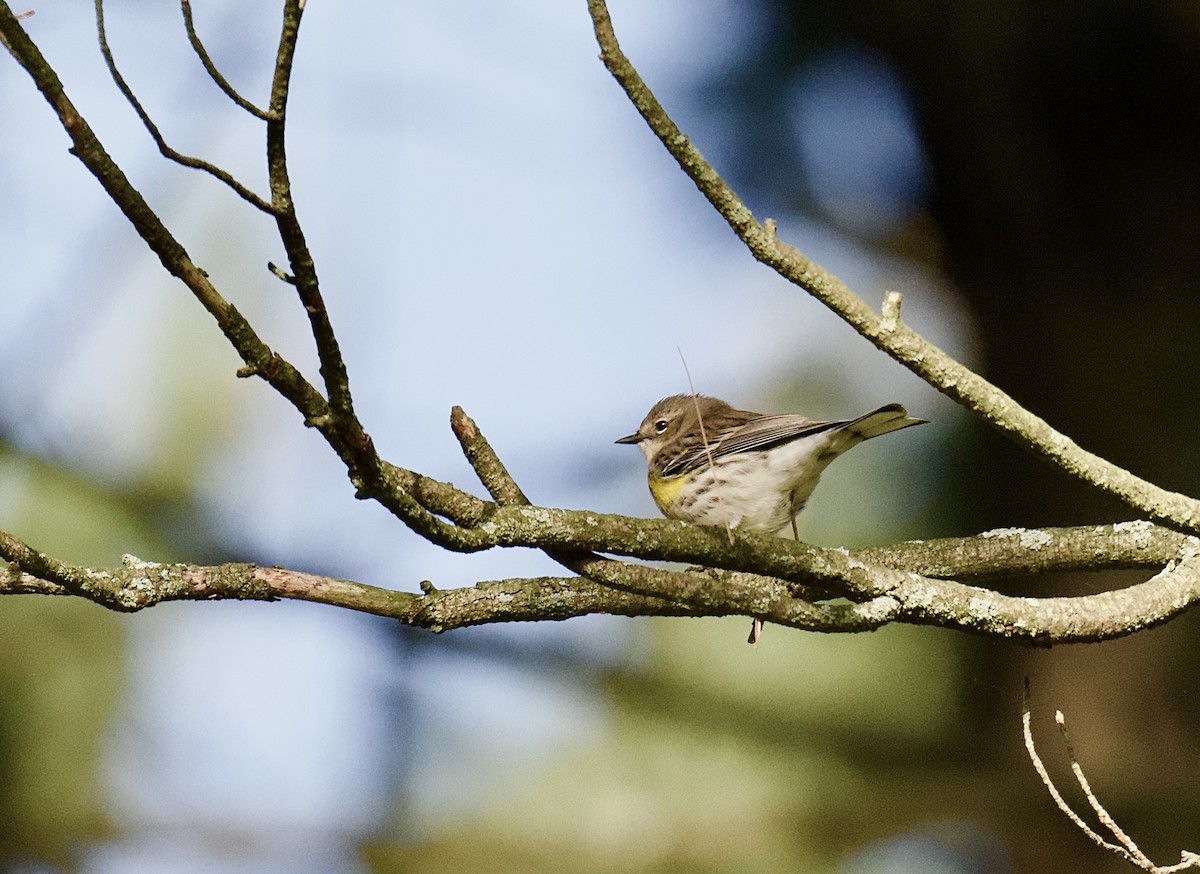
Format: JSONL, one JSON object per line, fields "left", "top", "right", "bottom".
{"left": 899, "top": 553, "right": 1200, "bottom": 642}
{"left": 584, "top": 0, "right": 1200, "bottom": 536}
{"left": 93, "top": 0, "right": 277, "bottom": 213}
{"left": 180, "top": 0, "right": 270, "bottom": 120}
{"left": 858, "top": 521, "right": 1192, "bottom": 580}
{"left": 2, "top": 517, "right": 1197, "bottom": 643}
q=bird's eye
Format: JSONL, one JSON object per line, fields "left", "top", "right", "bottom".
{"left": 654, "top": 419, "right": 669, "bottom": 433}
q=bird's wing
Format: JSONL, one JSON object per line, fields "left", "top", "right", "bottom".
{"left": 662, "top": 414, "right": 843, "bottom": 476}
{"left": 711, "top": 415, "right": 843, "bottom": 458}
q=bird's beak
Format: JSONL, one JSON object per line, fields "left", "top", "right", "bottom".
{"left": 615, "top": 432, "right": 642, "bottom": 445}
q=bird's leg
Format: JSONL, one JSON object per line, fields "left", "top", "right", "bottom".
{"left": 748, "top": 508, "right": 799, "bottom": 646}
{"left": 747, "top": 619, "right": 763, "bottom": 646}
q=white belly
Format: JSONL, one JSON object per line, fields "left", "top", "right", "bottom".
{"left": 671, "top": 433, "right": 837, "bottom": 533}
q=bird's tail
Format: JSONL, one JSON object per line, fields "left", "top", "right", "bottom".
{"left": 845, "top": 404, "right": 928, "bottom": 441}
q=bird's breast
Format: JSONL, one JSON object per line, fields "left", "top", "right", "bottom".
{"left": 647, "top": 472, "right": 688, "bottom": 514}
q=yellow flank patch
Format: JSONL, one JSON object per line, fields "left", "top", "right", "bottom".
{"left": 648, "top": 473, "right": 688, "bottom": 514}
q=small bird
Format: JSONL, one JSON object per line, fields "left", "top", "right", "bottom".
{"left": 617, "top": 394, "right": 927, "bottom": 642}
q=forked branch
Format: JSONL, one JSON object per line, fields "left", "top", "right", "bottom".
{"left": 94, "top": 0, "right": 277, "bottom": 213}
{"left": 1023, "top": 682, "right": 1200, "bottom": 872}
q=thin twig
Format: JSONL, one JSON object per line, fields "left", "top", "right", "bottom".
{"left": 94, "top": 0, "right": 278, "bottom": 214}
{"left": 1022, "top": 680, "right": 1120, "bottom": 857}
{"left": 267, "top": 261, "right": 296, "bottom": 284}
{"left": 180, "top": 0, "right": 270, "bottom": 120}
{"left": 1055, "top": 710, "right": 1154, "bottom": 866}
{"left": 0, "top": 3, "right": 429, "bottom": 543}
{"left": 102, "top": 0, "right": 361, "bottom": 458}
{"left": 1023, "top": 681, "right": 1200, "bottom": 872}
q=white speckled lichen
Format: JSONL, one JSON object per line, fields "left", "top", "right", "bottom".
{"left": 1018, "top": 529, "right": 1053, "bottom": 550}
{"left": 981, "top": 528, "right": 1022, "bottom": 539}
{"left": 1112, "top": 519, "right": 1155, "bottom": 548}
{"left": 113, "top": 573, "right": 157, "bottom": 610}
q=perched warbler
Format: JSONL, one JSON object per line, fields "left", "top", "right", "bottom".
{"left": 617, "top": 394, "right": 926, "bottom": 534}
{"left": 617, "top": 394, "right": 926, "bottom": 641}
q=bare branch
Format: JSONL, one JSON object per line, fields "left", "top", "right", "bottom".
{"left": 92, "top": 0, "right": 359, "bottom": 451}
{"left": 0, "top": 549, "right": 672, "bottom": 627}
{"left": 266, "top": 260, "right": 296, "bottom": 285}
{"left": 93, "top": 0, "right": 278, "bottom": 213}
{"left": 450, "top": 405, "right": 531, "bottom": 507}
{"left": 263, "top": 0, "right": 361, "bottom": 436}
{"left": 0, "top": 528, "right": 96, "bottom": 595}
{"left": 0, "top": 535, "right": 878, "bottom": 632}
{"left": 858, "top": 522, "right": 1195, "bottom": 581}
{"left": 1, "top": 505, "right": 1199, "bottom": 641}
{"left": 1023, "top": 682, "right": 1200, "bottom": 872}
{"left": 585, "top": 0, "right": 1200, "bottom": 536}
{"left": 180, "top": 0, "right": 270, "bottom": 120}
{"left": 1055, "top": 710, "right": 1154, "bottom": 865}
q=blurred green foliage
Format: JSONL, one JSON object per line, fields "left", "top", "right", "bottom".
{"left": 0, "top": 449, "right": 172, "bottom": 866}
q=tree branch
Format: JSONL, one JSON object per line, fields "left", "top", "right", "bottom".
{"left": 0, "top": 538, "right": 878, "bottom": 632}
{"left": 264, "top": 0, "right": 361, "bottom": 436}
{"left": 584, "top": 0, "right": 1200, "bottom": 536}
{"left": 4, "top": 496, "right": 1197, "bottom": 642}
